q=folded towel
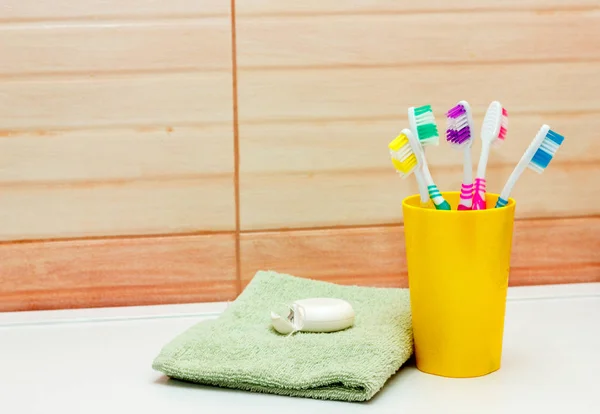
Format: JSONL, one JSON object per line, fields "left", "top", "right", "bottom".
{"left": 152, "top": 270, "right": 413, "bottom": 402}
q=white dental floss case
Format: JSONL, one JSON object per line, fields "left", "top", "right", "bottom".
{"left": 271, "top": 298, "right": 355, "bottom": 335}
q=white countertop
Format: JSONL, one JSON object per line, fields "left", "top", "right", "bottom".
{"left": 1, "top": 283, "right": 599, "bottom": 413}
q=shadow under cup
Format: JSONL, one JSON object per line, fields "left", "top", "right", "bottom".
{"left": 402, "top": 191, "right": 516, "bottom": 378}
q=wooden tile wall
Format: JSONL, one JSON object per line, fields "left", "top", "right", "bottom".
{"left": 1, "top": 1, "right": 598, "bottom": 311}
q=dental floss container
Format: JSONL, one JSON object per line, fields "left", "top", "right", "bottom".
{"left": 271, "top": 298, "right": 355, "bottom": 335}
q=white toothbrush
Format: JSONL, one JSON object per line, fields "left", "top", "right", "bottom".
{"left": 495, "top": 124, "right": 565, "bottom": 208}
{"left": 472, "top": 101, "right": 508, "bottom": 210}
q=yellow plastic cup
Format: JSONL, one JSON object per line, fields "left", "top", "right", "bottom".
{"left": 402, "top": 191, "right": 516, "bottom": 378}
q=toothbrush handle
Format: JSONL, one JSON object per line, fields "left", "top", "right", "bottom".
{"left": 427, "top": 184, "right": 451, "bottom": 210}
{"left": 421, "top": 155, "right": 450, "bottom": 209}
{"left": 495, "top": 197, "right": 509, "bottom": 208}
{"left": 472, "top": 178, "right": 487, "bottom": 210}
{"left": 457, "top": 182, "right": 474, "bottom": 210}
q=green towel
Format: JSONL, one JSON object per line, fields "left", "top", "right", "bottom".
{"left": 152, "top": 270, "right": 413, "bottom": 402}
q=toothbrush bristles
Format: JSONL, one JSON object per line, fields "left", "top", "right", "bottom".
{"left": 528, "top": 128, "right": 564, "bottom": 174}
{"left": 389, "top": 133, "right": 418, "bottom": 177}
{"left": 412, "top": 105, "right": 439, "bottom": 146}
{"left": 498, "top": 107, "right": 508, "bottom": 142}
{"left": 446, "top": 103, "right": 471, "bottom": 147}
{"left": 447, "top": 105, "right": 466, "bottom": 118}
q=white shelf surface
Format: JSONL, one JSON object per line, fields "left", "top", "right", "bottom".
{"left": 1, "top": 283, "right": 599, "bottom": 413}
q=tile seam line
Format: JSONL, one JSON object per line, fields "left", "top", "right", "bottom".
{"left": 230, "top": 0, "right": 242, "bottom": 296}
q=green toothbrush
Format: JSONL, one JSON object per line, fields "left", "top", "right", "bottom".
{"left": 408, "top": 104, "right": 451, "bottom": 210}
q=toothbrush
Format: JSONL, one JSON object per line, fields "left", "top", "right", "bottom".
{"left": 389, "top": 129, "right": 429, "bottom": 205}
{"left": 495, "top": 124, "right": 564, "bottom": 208}
{"left": 408, "top": 105, "right": 451, "bottom": 210}
{"left": 472, "top": 101, "right": 508, "bottom": 210}
{"left": 446, "top": 101, "right": 475, "bottom": 210}
{"left": 408, "top": 104, "right": 439, "bottom": 147}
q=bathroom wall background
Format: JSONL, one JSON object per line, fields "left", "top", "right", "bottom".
{"left": 1, "top": 0, "right": 598, "bottom": 311}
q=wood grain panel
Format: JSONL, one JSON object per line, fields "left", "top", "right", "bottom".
{"left": 1, "top": 0, "right": 229, "bottom": 21}
{"left": 239, "top": 113, "right": 597, "bottom": 228}
{"left": 240, "top": 217, "right": 600, "bottom": 288}
{"left": 237, "top": 12, "right": 600, "bottom": 68}
{"left": 240, "top": 166, "right": 595, "bottom": 230}
{"left": 241, "top": 226, "right": 404, "bottom": 287}
{"left": 239, "top": 114, "right": 599, "bottom": 173}
{"left": 237, "top": 0, "right": 599, "bottom": 15}
{"left": 238, "top": 63, "right": 600, "bottom": 122}
{"left": 0, "top": 125, "right": 232, "bottom": 184}
{"left": 0, "top": 19, "right": 231, "bottom": 76}
{"left": 0, "top": 73, "right": 232, "bottom": 130}
{"left": 0, "top": 233, "right": 237, "bottom": 312}
{"left": 0, "top": 177, "right": 235, "bottom": 241}
{"left": 510, "top": 217, "right": 600, "bottom": 285}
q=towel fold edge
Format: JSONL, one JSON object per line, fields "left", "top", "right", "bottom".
{"left": 154, "top": 362, "right": 384, "bottom": 402}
